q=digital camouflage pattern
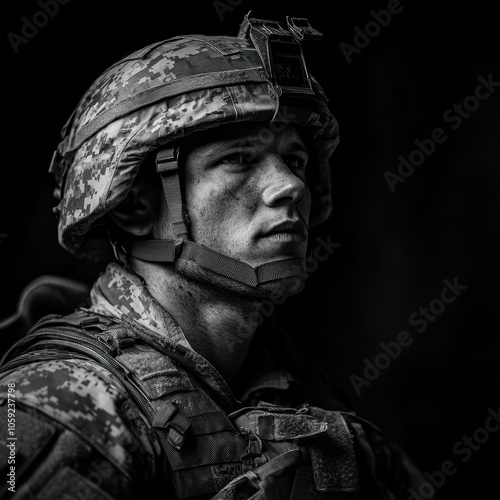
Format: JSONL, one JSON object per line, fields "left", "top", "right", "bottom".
{"left": 50, "top": 34, "right": 339, "bottom": 260}
{"left": 89, "top": 262, "right": 260, "bottom": 406}
{"left": 0, "top": 357, "right": 155, "bottom": 499}
{"left": 1, "top": 20, "right": 428, "bottom": 498}
{"left": 1, "top": 263, "right": 429, "bottom": 499}
{"left": 0, "top": 359, "right": 145, "bottom": 476}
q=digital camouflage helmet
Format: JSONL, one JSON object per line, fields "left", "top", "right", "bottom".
{"left": 49, "top": 13, "right": 339, "bottom": 291}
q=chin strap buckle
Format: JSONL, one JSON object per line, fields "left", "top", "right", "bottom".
{"left": 156, "top": 146, "right": 189, "bottom": 240}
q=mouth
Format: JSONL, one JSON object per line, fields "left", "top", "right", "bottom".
{"left": 260, "top": 220, "right": 307, "bottom": 244}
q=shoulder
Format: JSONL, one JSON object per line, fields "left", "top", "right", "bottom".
{"left": 1, "top": 356, "right": 129, "bottom": 423}
{"left": 0, "top": 356, "right": 158, "bottom": 488}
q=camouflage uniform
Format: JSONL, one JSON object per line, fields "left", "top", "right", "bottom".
{"left": 1, "top": 262, "right": 426, "bottom": 499}
{"left": 1, "top": 15, "right": 429, "bottom": 499}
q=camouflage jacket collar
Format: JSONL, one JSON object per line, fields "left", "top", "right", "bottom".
{"left": 88, "top": 262, "right": 299, "bottom": 411}
{"left": 89, "top": 262, "right": 241, "bottom": 409}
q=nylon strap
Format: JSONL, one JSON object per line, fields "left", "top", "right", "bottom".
{"left": 61, "top": 67, "right": 267, "bottom": 154}
{"left": 156, "top": 147, "right": 189, "bottom": 240}
{"left": 130, "top": 240, "right": 179, "bottom": 262}
{"left": 130, "top": 239, "right": 306, "bottom": 287}
{"left": 182, "top": 240, "right": 259, "bottom": 286}
{"left": 181, "top": 241, "right": 306, "bottom": 287}
{"left": 256, "top": 258, "right": 306, "bottom": 283}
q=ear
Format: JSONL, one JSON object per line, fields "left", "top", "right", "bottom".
{"left": 108, "top": 177, "right": 158, "bottom": 236}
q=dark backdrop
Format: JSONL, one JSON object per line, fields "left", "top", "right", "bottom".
{"left": 2, "top": 1, "right": 499, "bottom": 498}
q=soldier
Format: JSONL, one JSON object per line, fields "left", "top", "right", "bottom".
{"left": 0, "top": 14, "right": 429, "bottom": 500}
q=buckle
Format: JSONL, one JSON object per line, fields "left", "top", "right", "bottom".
{"left": 156, "top": 146, "right": 179, "bottom": 173}
{"left": 153, "top": 401, "right": 191, "bottom": 451}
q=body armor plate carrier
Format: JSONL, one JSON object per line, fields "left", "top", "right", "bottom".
{"left": 0, "top": 311, "right": 391, "bottom": 499}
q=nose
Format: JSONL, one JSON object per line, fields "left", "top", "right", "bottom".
{"left": 262, "top": 156, "right": 306, "bottom": 208}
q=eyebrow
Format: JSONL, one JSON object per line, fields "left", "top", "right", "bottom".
{"left": 205, "top": 138, "right": 309, "bottom": 158}
{"left": 204, "top": 138, "right": 262, "bottom": 158}
{"left": 282, "top": 141, "right": 309, "bottom": 157}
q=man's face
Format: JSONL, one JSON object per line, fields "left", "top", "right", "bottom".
{"left": 183, "top": 124, "right": 311, "bottom": 268}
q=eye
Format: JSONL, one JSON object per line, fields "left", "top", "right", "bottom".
{"left": 219, "top": 153, "right": 253, "bottom": 172}
{"left": 284, "top": 155, "right": 307, "bottom": 169}
{"left": 221, "top": 153, "right": 248, "bottom": 165}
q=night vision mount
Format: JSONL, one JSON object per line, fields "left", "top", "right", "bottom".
{"left": 238, "top": 12, "right": 323, "bottom": 97}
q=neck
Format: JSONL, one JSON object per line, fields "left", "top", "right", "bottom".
{"left": 130, "top": 258, "right": 261, "bottom": 383}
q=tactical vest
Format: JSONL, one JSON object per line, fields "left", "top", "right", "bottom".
{"left": 0, "top": 311, "right": 382, "bottom": 500}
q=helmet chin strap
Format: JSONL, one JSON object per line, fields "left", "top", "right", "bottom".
{"left": 129, "top": 147, "right": 308, "bottom": 290}
{"left": 131, "top": 239, "right": 307, "bottom": 289}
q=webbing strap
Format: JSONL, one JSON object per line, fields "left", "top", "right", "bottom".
{"left": 130, "top": 239, "right": 179, "bottom": 262}
{"left": 181, "top": 241, "right": 306, "bottom": 287}
{"left": 61, "top": 67, "right": 267, "bottom": 154}
{"left": 156, "top": 148, "right": 189, "bottom": 240}
{"left": 182, "top": 240, "right": 259, "bottom": 286}
{"left": 130, "top": 239, "right": 306, "bottom": 287}
{"left": 256, "top": 258, "right": 307, "bottom": 283}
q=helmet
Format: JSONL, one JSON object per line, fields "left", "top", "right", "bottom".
{"left": 49, "top": 14, "right": 339, "bottom": 291}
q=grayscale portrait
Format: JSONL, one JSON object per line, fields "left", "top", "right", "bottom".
{"left": 1, "top": 2, "right": 498, "bottom": 499}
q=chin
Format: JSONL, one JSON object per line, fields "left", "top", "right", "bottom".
{"left": 258, "top": 274, "right": 307, "bottom": 298}
{"left": 175, "top": 255, "right": 307, "bottom": 300}
{"left": 252, "top": 240, "right": 308, "bottom": 262}
{"left": 254, "top": 254, "right": 308, "bottom": 298}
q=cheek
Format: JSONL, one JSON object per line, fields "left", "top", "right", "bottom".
{"left": 186, "top": 174, "right": 259, "bottom": 242}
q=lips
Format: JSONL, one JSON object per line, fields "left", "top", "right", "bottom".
{"left": 261, "top": 220, "right": 307, "bottom": 241}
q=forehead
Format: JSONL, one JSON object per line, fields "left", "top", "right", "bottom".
{"left": 184, "top": 122, "right": 308, "bottom": 153}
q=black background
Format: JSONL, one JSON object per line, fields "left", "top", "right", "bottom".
{"left": 2, "top": 0, "right": 499, "bottom": 498}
